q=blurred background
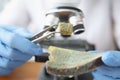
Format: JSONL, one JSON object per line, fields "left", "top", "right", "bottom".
{"left": 0, "top": 0, "right": 10, "bottom": 12}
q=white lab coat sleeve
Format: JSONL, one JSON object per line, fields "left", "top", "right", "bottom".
{"left": 0, "top": 0, "right": 30, "bottom": 28}
{"left": 113, "top": 0, "right": 120, "bottom": 49}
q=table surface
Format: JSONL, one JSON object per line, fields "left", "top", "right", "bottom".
{"left": 0, "top": 62, "right": 44, "bottom": 80}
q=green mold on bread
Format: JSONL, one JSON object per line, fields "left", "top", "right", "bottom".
{"left": 46, "top": 46, "right": 103, "bottom": 77}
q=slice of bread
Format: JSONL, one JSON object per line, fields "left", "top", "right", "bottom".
{"left": 46, "top": 46, "right": 103, "bottom": 77}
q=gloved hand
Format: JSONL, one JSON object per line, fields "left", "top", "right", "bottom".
{"left": 0, "top": 25, "right": 43, "bottom": 75}
{"left": 92, "top": 51, "right": 120, "bottom": 80}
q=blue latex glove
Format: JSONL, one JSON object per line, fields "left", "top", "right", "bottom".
{"left": 92, "top": 51, "right": 120, "bottom": 80}
{"left": 0, "top": 25, "right": 43, "bottom": 75}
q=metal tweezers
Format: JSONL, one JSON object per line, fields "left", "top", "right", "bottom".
{"left": 29, "top": 25, "right": 58, "bottom": 43}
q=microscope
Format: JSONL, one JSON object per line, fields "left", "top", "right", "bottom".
{"left": 35, "top": 0, "right": 94, "bottom": 62}
{"left": 34, "top": 0, "right": 95, "bottom": 80}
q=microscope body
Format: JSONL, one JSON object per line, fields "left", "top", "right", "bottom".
{"left": 40, "top": 0, "right": 94, "bottom": 50}
{"left": 36, "top": 0, "right": 94, "bottom": 62}
{"left": 37, "top": 1, "right": 95, "bottom": 80}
